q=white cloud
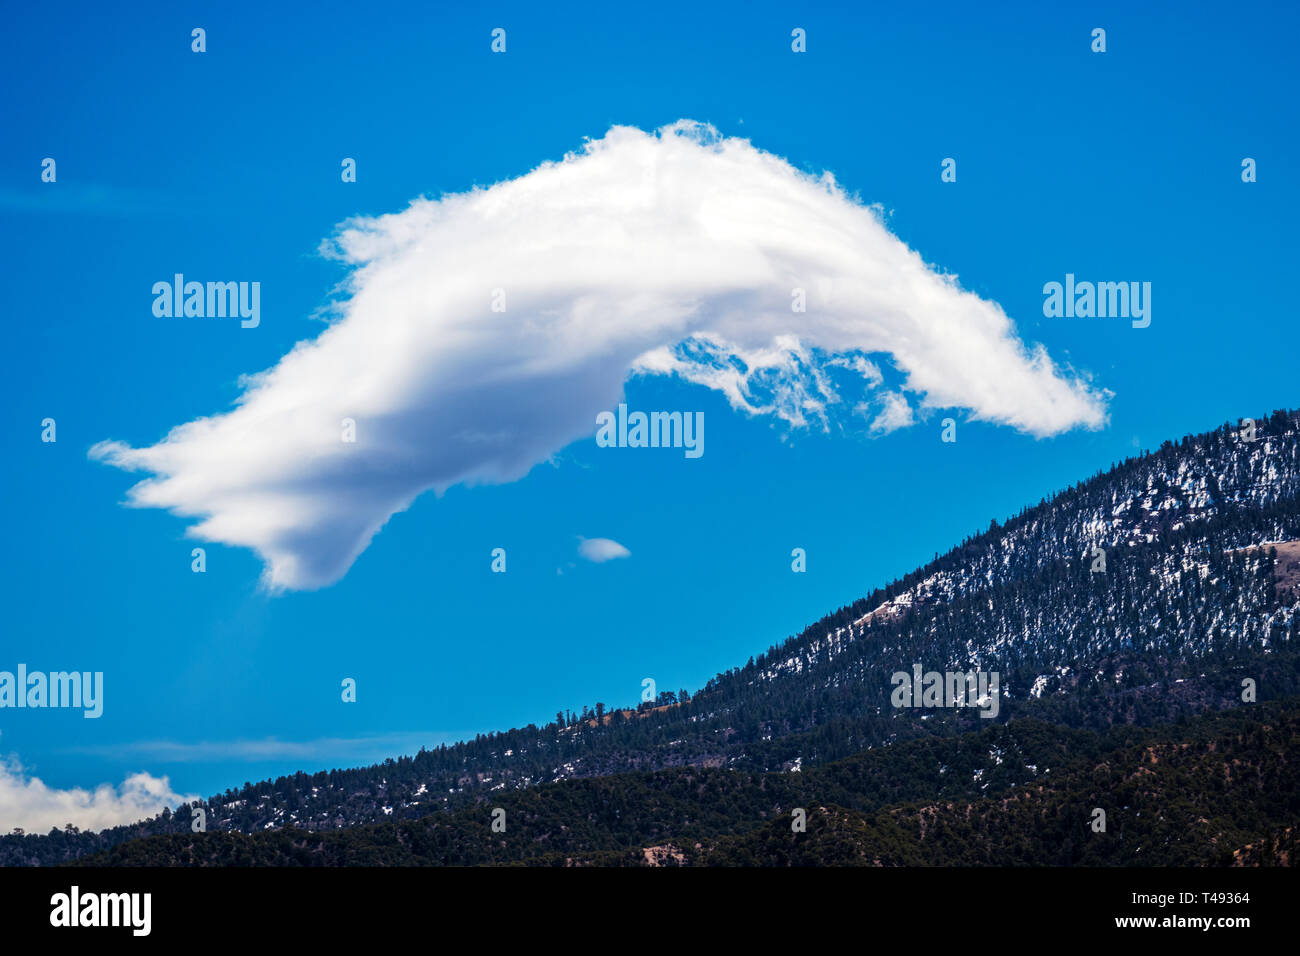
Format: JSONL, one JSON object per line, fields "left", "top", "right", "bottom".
{"left": 578, "top": 537, "right": 631, "bottom": 563}
{"left": 91, "top": 120, "right": 1108, "bottom": 591}
{"left": 0, "top": 755, "right": 195, "bottom": 834}
{"left": 867, "top": 391, "right": 916, "bottom": 435}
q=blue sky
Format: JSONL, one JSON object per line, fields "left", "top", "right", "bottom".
{"left": 1, "top": 0, "right": 1298, "bottom": 825}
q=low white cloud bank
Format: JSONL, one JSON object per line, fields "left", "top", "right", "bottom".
{"left": 0, "top": 755, "right": 195, "bottom": 834}
{"left": 91, "top": 121, "right": 1107, "bottom": 590}
{"left": 578, "top": 537, "right": 631, "bottom": 563}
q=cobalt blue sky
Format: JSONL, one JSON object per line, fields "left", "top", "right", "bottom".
{"left": 2, "top": 0, "right": 1298, "bottom": 827}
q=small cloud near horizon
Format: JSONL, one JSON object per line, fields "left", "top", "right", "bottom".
{"left": 0, "top": 754, "right": 195, "bottom": 834}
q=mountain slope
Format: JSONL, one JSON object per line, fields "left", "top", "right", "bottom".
{"left": 6, "top": 409, "right": 1300, "bottom": 865}
{"left": 73, "top": 700, "right": 1300, "bottom": 866}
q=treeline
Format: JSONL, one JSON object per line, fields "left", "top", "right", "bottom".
{"left": 5, "top": 409, "right": 1300, "bottom": 865}
{"left": 73, "top": 699, "right": 1300, "bottom": 866}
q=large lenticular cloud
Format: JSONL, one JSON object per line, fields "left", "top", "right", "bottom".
{"left": 91, "top": 121, "right": 1107, "bottom": 591}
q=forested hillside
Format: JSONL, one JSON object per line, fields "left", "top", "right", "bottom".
{"left": 6, "top": 410, "right": 1300, "bottom": 866}
{"left": 73, "top": 700, "right": 1300, "bottom": 866}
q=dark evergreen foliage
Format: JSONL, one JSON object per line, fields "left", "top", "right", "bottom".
{"left": 6, "top": 409, "right": 1300, "bottom": 866}
{"left": 70, "top": 700, "right": 1300, "bottom": 866}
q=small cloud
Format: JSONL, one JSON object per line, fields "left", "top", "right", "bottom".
{"left": 867, "top": 391, "right": 915, "bottom": 435}
{"left": 578, "top": 537, "right": 631, "bottom": 563}
{"left": 0, "top": 754, "right": 195, "bottom": 834}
